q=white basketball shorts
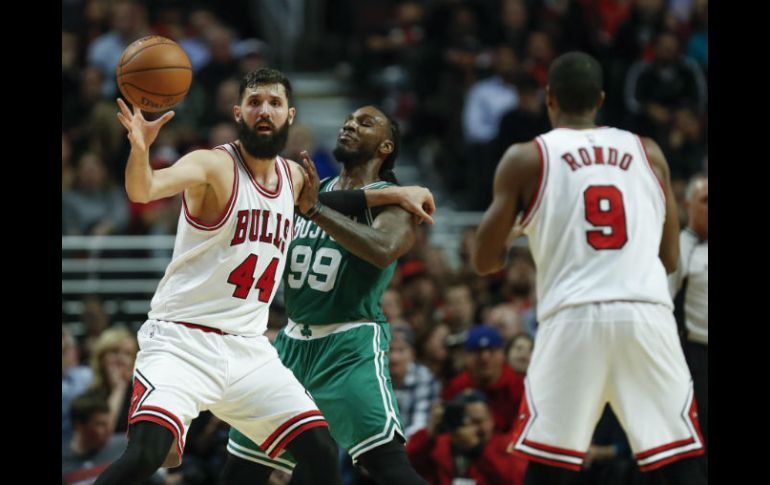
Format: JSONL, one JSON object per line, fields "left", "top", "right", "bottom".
{"left": 128, "top": 319, "right": 327, "bottom": 468}
{"left": 509, "top": 302, "right": 704, "bottom": 471}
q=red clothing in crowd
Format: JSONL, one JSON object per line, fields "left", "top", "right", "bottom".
{"left": 442, "top": 364, "right": 525, "bottom": 433}
{"left": 406, "top": 428, "right": 527, "bottom": 485}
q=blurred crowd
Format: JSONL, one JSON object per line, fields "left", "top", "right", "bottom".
{"left": 62, "top": 1, "right": 707, "bottom": 484}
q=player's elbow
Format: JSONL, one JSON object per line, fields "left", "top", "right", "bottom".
{"left": 662, "top": 255, "right": 678, "bottom": 274}
{"left": 471, "top": 252, "right": 500, "bottom": 276}
{"left": 125, "top": 185, "right": 150, "bottom": 204}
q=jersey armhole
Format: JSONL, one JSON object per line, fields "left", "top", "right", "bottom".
{"left": 182, "top": 146, "right": 239, "bottom": 232}
{"left": 521, "top": 137, "right": 548, "bottom": 228}
{"left": 634, "top": 135, "right": 667, "bottom": 206}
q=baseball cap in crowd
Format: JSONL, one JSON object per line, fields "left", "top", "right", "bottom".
{"left": 464, "top": 325, "right": 503, "bottom": 351}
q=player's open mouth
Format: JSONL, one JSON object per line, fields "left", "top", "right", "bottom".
{"left": 339, "top": 132, "right": 357, "bottom": 143}
{"left": 256, "top": 123, "right": 273, "bottom": 134}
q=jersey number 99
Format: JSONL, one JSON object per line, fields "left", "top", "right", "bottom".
{"left": 287, "top": 245, "right": 342, "bottom": 292}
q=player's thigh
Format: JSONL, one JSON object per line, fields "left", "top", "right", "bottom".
{"left": 299, "top": 324, "right": 403, "bottom": 459}
{"left": 511, "top": 307, "right": 611, "bottom": 468}
{"left": 131, "top": 320, "right": 225, "bottom": 467}
{"left": 606, "top": 303, "right": 704, "bottom": 470}
{"left": 214, "top": 339, "right": 325, "bottom": 460}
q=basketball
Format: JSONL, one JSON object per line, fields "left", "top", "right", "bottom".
{"left": 116, "top": 36, "right": 192, "bottom": 113}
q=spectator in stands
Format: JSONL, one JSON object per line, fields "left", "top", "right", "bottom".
{"left": 87, "top": 0, "right": 150, "bottom": 98}
{"left": 62, "top": 151, "right": 130, "bottom": 236}
{"left": 493, "top": 73, "right": 550, "bottom": 164}
{"left": 197, "top": 25, "right": 239, "bottom": 96}
{"left": 63, "top": 392, "right": 163, "bottom": 485}
{"left": 406, "top": 389, "right": 527, "bottom": 485}
{"left": 419, "top": 323, "right": 453, "bottom": 384}
{"left": 389, "top": 324, "right": 442, "bottom": 439}
{"left": 442, "top": 325, "right": 524, "bottom": 433}
{"left": 88, "top": 326, "right": 139, "bottom": 435}
{"left": 662, "top": 107, "right": 707, "bottom": 181}
{"left": 63, "top": 325, "right": 94, "bottom": 446}
{"left": 623, "top": 30, "right": 707, "bottom": 138}
{"left": 487, "top": 303, "right": 524, "bottom": 346}
{"left": 505, "top": 333, "right": 534, "bottom": 375}
{"left": 669, "top": 174, "right": 708, "bottom": 454}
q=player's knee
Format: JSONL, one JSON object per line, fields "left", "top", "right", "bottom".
{"left": 288, "top": 426, "right": 337, "bottom": 464}
{"left": 357, "top": 439, "right": 427, "bottom": 485}
{"left": 126, "top": 422, "right": 175, "bottom": 473}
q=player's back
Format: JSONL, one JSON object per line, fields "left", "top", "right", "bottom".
{"left": 522, "top": 127, "right": 672, "bottom": 321}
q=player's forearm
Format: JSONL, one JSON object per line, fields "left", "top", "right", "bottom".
{"left": 311, "top": 205, "right": 400, "bottom": 269}
{"left": 125, "top": 146, "right": 155, "bottom": 203}
{"left": 364, "top": 186, "right": 404, "bottom": 207}
{"left": 471, "top": 228, "right": 507, "bottom": 275}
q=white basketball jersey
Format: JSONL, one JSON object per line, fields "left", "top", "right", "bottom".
{"left": 148, "top": 143, "right": 295, "bottom": 336}
{"left": 522, "top": 127, "right": 673, "bottom": 321}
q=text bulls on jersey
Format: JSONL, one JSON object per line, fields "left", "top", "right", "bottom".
{"left": 561, "top": 146, "right": 633, "bottom": 172}
{"left": 231, "top": 209, "right": 292, "bottom": 253}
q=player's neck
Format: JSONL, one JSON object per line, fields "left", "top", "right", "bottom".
{"left": 338, "top": 161, "right": 379, "bottom": 189}
{"left": 236, "top": 142, "right": 275, "bottom": 178}
{"left": 554, "top": 114, "right": 596, "bottom": 130}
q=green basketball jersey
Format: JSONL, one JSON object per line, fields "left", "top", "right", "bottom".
{"left": 284, "top": 177, "right": 396, "bottom": 325}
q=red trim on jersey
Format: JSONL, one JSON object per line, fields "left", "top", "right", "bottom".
{"left": 182, "top": 145, "right": 240, "bottom": 231}
{"left": 173, "top": 321, "right": 231, "bottom": 335}
{"left": 522, "top": 439, "right": 586, "bottom": 458}
{"left": 521, "top": 137, "right": 549, "bottom": 228}
{"left": 268, "top": 420, "right": 329, "bottom": 459}
{"left": 260, "top": 410, "right": 324, "bottom": 451}
{"left": 635, "top": 135, "right": 666, "bottom": 203}
{"left": 281, "top": 157, "right": 295, "bottom": 200}
{"left": 635, "top": 438, "right": 695, "bottom": 460}
{"left": 688, "top": 395, "right": 706, "bottom": 445}
{"left": 233, "top": 143, "right": 282, "bottom": 199}
{"left": 511, "top": 449, "right": 582, "bottom": 471}
{"left": 637, "top": 448, "right": 705, "bottom": 472}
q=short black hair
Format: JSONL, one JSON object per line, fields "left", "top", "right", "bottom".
{"left": 70, "top": 391, "right": 110, "bottom": 426}
{"left": 547, "top": 51, "right": 603, "bottom": 115}
{"left": 238, "top": 68, "right": 293, "bottom": 105}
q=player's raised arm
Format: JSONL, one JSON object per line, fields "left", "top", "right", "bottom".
{"left": 117, "top": 99, "right": 220, "bottom": 203}
{"left": 640, "top": 136, "right": 680, "bottom": 273}
{"left": 472, "top": 141, "right": 540, "bottom": 275}
{"left": 296, "top": 153, "right": 417, "bottom": 269}
{"left": 291, "top": 152, "right": 436, "bottom": 224}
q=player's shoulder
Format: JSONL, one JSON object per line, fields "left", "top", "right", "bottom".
{"left": 497, "top": 139, "right": 541, "bottom": 180}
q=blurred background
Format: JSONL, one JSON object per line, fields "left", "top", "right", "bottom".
{"left": 62, "top": 1, "right": 707, "bottom": 484}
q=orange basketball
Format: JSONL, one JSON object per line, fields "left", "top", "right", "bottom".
{"left": 116, "top": 36, "right": 192, "bottom": 112}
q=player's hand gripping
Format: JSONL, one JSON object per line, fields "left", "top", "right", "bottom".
{"left": 116, "top": 98, "right": 175, "bottom": 152}
{"left": 392, "top": 186, "right": 436, "bottom": 225}
{"left": 297, "top": 150, "right": 320, "bottom": 215}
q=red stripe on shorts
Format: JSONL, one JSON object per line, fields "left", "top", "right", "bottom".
{"left": 268, "top": 420, "right": 329, "bottom": 458}
{"left": 261, "top": 410, "right": 324, "bottom": 451}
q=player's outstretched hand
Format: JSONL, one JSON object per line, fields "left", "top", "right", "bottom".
{"left": 116, "top": 98, "right": 175, "bottom": 152}
{"left": 395, "top": 186, "right": 436, "bottom": 225}
{"left": 297, "top": 150, "right": 321, "bottom": 215}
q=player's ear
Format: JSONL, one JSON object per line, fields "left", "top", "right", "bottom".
{"left": 233, "top": 104, "right": 242, "bottom": 123}
{"left": 379, "top": 140, "right": 394, "bottom": 157}
{"left": 545, "top": 85, "right": 556, "bottom": 110}
{"left": 288, "top": 106, "right": 296, "bottom": 125}
{"left": 597, "top": 91, "right": 606, "bottom": 110}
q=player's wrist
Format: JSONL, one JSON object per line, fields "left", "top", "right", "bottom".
{"left": 302, "top": 200, "right": 323, "bottom": 220}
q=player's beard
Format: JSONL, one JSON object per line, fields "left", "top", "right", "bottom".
{"left": 332, "top": 142, "right": 373, "bottom": 169}
{"left": 238, "top": 118, "right": 290, "bottom": 159}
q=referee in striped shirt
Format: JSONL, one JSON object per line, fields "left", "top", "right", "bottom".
{"left": 669, "top": 174, "right": 708, "bottom": 453}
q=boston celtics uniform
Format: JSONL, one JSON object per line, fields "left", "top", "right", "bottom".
{"left": 228, "top": 176, "right": 405, "bottom": 469}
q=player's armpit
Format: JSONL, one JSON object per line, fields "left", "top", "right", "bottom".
{"left": 640, "top": 137, "right": 680, "bottom": 273}
{"left": 472, "top": 142, "right": 539, "bottom": 275}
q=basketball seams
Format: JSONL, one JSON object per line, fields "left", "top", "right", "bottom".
{"left": 119, "top": 37, "right": 181, "bottom": 68}
{"left": 120, "top": 83, "right": 189, "bottom": 97}
{"left": 120, "top": 66, "right": 192, "bottom": 75}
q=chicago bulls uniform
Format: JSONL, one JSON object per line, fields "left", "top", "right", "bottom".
{"left": 131, "top": 143, "right": 326, "bottom": 467}
{"left": 509, "top": 128, "right": 704, "bottom": 471}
